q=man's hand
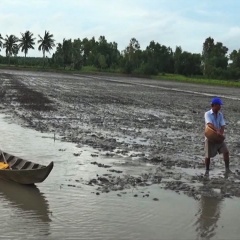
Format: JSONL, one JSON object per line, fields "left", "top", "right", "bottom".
{"left": 207, "top": 123, "right": 217, "bottom": 131}
{"left": 216, "top": 130, "right": 222, "bottom": 135}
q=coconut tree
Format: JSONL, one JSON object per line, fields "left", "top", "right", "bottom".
{"left": 38, "top": 30, "right": 55, "bottom": 67}
{"left": 18, "top": 30, "right": 35, "bottom": 65}
{"left": 3, "top": 34, "right": 19, "bottom": 64}
{"left": 0, "top": 34, "right": 3, "bottom": 52}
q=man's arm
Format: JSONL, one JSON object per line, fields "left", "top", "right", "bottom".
{"left": 205, "top": 111, "right": 214, "bottom": 129}
{"left": 206, "top": 122, "right": 224, "bottom": 135}
{"left": 206, "top": 122, "right": 217, "bottom": 131}
{"left": 219, "top": 113, "right": 226, "bottom": 135}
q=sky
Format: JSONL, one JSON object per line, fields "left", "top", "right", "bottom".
{"left": 1, "top": 0, "right": 240, "bottom": 57}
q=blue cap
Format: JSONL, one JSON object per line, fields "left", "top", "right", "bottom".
{"left": 211, "top": 97, "right": 223, "bottom": 105}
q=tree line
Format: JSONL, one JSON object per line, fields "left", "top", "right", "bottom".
{"left": 1, "top": 31, "right": 240, "bottom": 80}
{"left": 0, "top": 31, "right": 55, "bottom": 66}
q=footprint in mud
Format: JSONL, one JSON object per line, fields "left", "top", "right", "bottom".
{"left": 91, "top": 161, "right": 112, "bottom": 168}
{"left": 73, "top": 152, "right": 81, "bottom": 156}
{"left": 91, "top": 154, "right": 98, "bottom": 157}
{"left": 108, "top": 169, "right": 123, "bottom": 174}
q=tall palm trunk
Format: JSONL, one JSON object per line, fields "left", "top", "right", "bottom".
{"left": 24, "top": 53, "right": 26, "bottom": 66}
{"left": 43, "top": 50, "right": 46, "bottom": 67}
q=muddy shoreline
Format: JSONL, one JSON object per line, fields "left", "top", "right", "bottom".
{"left": 1, "top": 69, "right": 240, "bottom": 200}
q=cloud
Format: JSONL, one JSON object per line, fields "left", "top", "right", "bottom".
{"left": 1, "top": 0, "right": 240, "bottom": 57}
{"left": 222, "top": 27, "right": 240, "bottom": 52}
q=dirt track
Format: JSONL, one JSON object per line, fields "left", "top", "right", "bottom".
{"left": 1, "top": 69, "right": 240, "bottom": 200}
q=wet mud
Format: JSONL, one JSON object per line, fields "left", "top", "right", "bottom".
{"left": 1, "top": 70, "right": 240, "bottom": 201}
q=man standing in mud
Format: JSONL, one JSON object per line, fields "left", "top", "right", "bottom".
{"left": 204, "top": 97, "right": 231, "bottom": 176}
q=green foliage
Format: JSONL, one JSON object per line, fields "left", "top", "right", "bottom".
{"left": 123, "top": 38, "right": 142, "bottom": 70}
{"left": 0, "top": 55, "right": 45, "bottom": 67}
{"left": 138, "top": 63, "right": 158, "bottom": 75}
{"left": 153, "top": 73, "right": 240, "bottom": 87}
{"left": 229, "top": 49, "right": 240, "bottom": 68}
{"left": 2, "top": 34, "right": 19, "bottom": 64}
{"left": 123, "top": 60, "right": 134, "bottom": 74}
{"left": 3, "top": 35, "right": 18, "bottom": 55}
{"left": 178, "top": 52, "right": 202, "bottom": 76}
{"left": 18, "top": 31, "right": 35, "bottom": 57}
{"left": 3, "top": 31, "right": 240, "bottom": 81}
{"left": 72, "top": 38, "right": 83, "bottom": 70}
{"left": 0, "top": 34, "right": 3, "bottom": 52}
{"left": 81, "top": 66, "right": 98, "bottom": 72}
{"left": 202, "top": 37, "right": 228, "bottom": 78}
{"left": 97, "top": 54, "right": 107, "bottom": 69}
{"left": 174, "top": 46, "right": 182, "bottom": 74}
{"left": 38, "top": 31, "right": 55, "bottom": 67}
{"left": 144, "top": 41, "right": 174, "bottom": 74}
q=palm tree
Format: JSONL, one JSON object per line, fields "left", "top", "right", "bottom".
{"left": 3, "top": 34, "right": 19, "bottom": 64}
{"left": 38, "top": 30, "right": 55, "bottom": 67}
{"left": 18, "top": 30, "right": 35, "bottom": 65}
{"left": 0, "top": 34, "right": 3, "bottom": 52}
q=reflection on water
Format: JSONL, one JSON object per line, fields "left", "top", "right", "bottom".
{"left": 195, "top": 196, "right": 223, "bottom": 240}
{"left": 0, "top": 180, "right": 51, "bottom": 223}
{"left": 0, "top": 180, "right": 51, "bottom": 239}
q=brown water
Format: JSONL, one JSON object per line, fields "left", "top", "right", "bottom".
{"left": 0, "top": 113, "right": 239, "bottom": 240}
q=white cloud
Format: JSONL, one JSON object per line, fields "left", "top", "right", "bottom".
{"left": 222, "top": 27, "right": 240, "bottom": 52}
{"left": 1, "top": 0, "right": 240, "bottom": 57}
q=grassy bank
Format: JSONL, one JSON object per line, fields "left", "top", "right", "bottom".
{"left": 153, "top": 73, "right": 240, "bottom": 87}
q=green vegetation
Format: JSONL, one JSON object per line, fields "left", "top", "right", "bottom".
{"left": 18, "top": 30, "right": 35, "bottom": 65}
{"left": 1, "top": 31, "right": 240, "bottom": 86}
{"left": 154, "top": 73, "right": 240, "bottom": 87}
{"left": 38, "top": 31, "right": 55, "bottom": 67}
{"left": 0, "top": 30, "right": 55, "bottom": 68}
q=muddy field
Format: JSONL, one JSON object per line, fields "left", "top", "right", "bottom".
{"left": 1, "top": 69, "right": 240, "bottom": 200}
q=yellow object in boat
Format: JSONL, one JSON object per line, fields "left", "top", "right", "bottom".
{"left": 0, "top": 162, "right": 9, "bottom": 169}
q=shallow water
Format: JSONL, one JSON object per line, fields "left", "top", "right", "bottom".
{"left": 0, "top": 113, "right": 239, "bottom": 240}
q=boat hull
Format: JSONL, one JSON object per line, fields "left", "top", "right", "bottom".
{"left": 0, "top": 151, "right": 54, "bottom": 185}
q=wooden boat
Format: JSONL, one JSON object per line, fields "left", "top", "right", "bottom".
{"left": 204, "top": 125, "right": 225, "bottom": 143}
{"left": 0, "top": 151, "right": 53, "bottom": 185}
